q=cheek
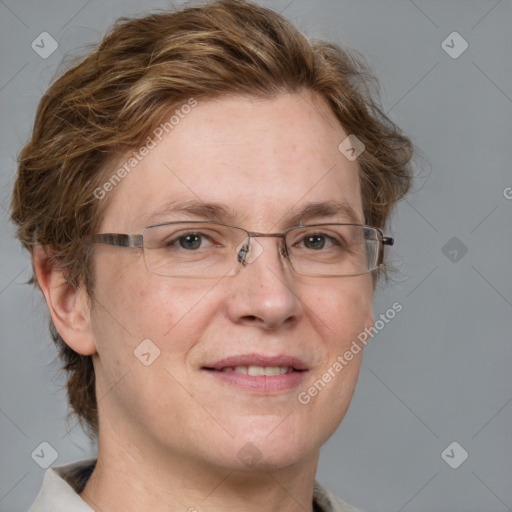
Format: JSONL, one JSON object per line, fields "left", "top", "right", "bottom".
{"left": 90, "top": 255, "right": 221, "bottom": 376}
{"left": 92, "top": 249, "right": 189, "bottom": 337}
{"left": 88, "top": 264, "right": 212, "bottom": 428}
{"left": 302, "top": 278, "right": 371, "bottom": 392}
{"left": 306, "top": 276, "right": 374, "bottom": 346}
{"left": 286, "top": 280, "right": 373, "bottom": 450}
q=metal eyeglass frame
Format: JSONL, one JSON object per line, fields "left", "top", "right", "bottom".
{"left": 86, "top": 221, "right": 394, "bottom": 277}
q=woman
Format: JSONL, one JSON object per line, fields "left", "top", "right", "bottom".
{"left": 11, "top": 1, "right": 413, "bottom": 510}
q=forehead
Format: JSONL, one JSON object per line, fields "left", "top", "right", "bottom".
{"left": 99, "top": 91, "right": 364, "bottom": 232}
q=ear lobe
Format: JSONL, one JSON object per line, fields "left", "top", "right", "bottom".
{"left": 32, "top": 245, "right": 97, "bottom": 356}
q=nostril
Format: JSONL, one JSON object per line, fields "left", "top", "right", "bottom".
{"left": 241, "top": 315, "right": 259, "bottom": 323}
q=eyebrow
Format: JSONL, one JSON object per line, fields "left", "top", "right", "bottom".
{"left": 143, "top": 199, "right": 363, "bottom": 227}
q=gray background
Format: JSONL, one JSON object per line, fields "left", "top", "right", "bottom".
{"left": 1, "top": 1, "right": 511, "bottom": 511}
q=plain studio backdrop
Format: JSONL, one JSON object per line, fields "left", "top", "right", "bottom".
{"left": 1, "top": 1, "right": 511, "bottom": 511}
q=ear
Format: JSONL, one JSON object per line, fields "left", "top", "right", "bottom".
{"left": 32, "top": 245, "right": 97, "bottom": 356}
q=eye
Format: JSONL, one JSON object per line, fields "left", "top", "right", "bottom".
{"left": 168, "top": 232, "right": 215, "bottom": 250}
{"left": 297, "top": 233, "right": 339, "bottom": 250}
{"left": 179, "top": 233, "right": 203, "bottom": 250}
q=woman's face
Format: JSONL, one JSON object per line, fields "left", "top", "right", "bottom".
{"left": 88, "top": 91, "right": 374, "bottom": 471}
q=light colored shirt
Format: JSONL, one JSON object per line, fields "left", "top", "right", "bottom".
{"left": 28, "top": 459, "right": 363, "bottom": 512}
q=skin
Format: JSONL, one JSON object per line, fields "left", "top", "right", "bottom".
{"left": 34, "top": 90, "right": 375, "bottom": 512}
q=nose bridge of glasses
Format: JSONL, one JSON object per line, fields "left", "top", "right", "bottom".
{"left": 237, "top": 232, "right": 288, "bottom": 266}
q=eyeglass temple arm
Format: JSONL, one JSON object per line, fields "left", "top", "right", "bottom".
{"left": 88, "top": 234, "right": 143, "bottom": 247}
{"left": 377, "top": 236, "right": 394, "bottom": 266}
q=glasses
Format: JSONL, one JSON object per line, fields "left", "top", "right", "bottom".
{"left": 87, "top": 221, "right": 393, "bottom": 278}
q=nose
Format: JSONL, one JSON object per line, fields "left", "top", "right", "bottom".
{"left": 225, "top": 237, "right": 302, "bottom": 330}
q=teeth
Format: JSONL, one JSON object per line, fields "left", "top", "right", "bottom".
{"left": 221, "top": 366, "right": 292, "bottom": 376}
{"left": 247, "top": 366, "right": 284, "bottom": 376}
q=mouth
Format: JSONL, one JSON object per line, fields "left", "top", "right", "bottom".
{"left": 202, "top": 354, "right": 309, "bottom": 393}
{"left": 208, "top": 365, "right": 298, "bottom": 376}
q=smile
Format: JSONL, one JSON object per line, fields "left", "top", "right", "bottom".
{"left": 202, "top": 357, "right": 308, "bottom": 393}
{"left": 216, "top": 365, "right": 296, "bottom": 376}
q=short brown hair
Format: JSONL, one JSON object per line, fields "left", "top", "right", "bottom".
{"left": 11, "top": 0, "right": 413, "bottom": 436}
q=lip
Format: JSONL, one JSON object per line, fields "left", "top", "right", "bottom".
{"left": 203, "top": 354, "right": 309, "bottom": 371}
{"left": 202, "top": 353, "right": 309, "bottom": 393}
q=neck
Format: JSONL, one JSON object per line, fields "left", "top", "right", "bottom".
{"left": 79, "top": 417, "right": 320, "bottom": 512}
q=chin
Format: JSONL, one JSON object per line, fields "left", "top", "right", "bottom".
{"left": 210, "top": 425, "right": 323, "bottom": 473}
